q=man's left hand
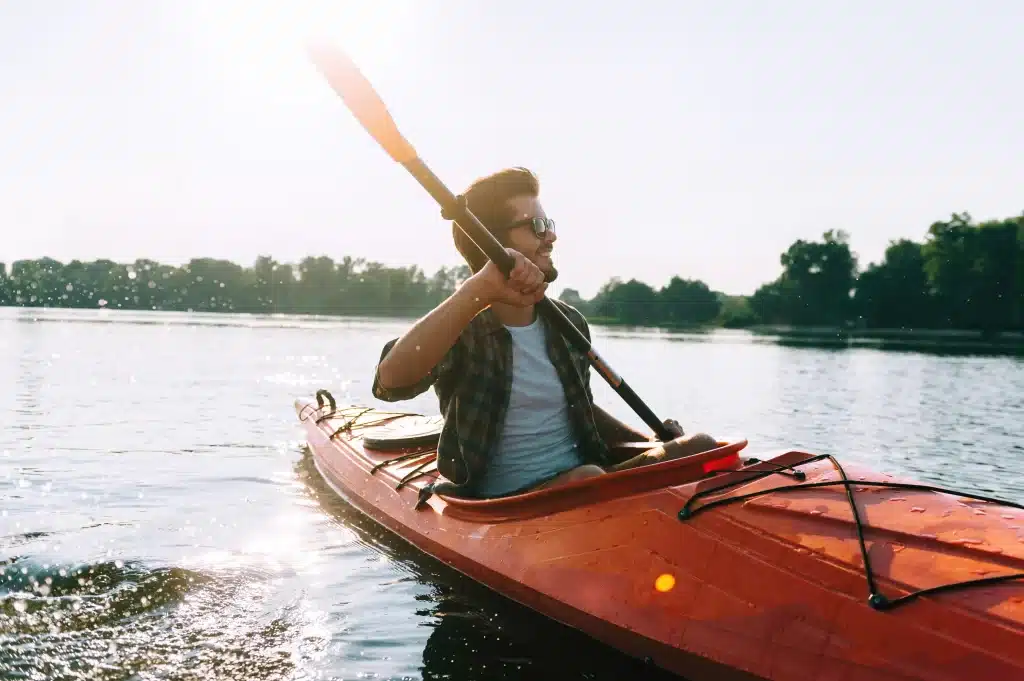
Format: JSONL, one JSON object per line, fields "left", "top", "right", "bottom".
{"left": 661, "top": 418, "right": 685, "bottom": 440}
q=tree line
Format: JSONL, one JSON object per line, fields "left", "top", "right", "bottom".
{"left": 0, "top": 255, "right": 473, "bottom": 317}
{"left": 565, "top": 211, "right": 1023, "bottom": 332}
{"left": 1, "top": 211, "right": 1021, "bottom": 331}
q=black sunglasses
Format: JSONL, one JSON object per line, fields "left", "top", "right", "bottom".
{"left": 503, "top": 216, "right": 556, "bottom": 238}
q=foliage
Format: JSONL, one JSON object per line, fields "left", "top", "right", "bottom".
{"left": 3, "top": 210, "right": 1022, "bottom": 331}
{"left": 0, "top": 256, "right": 471, "bottom": 318}
{"left": 572, "top": 276, "right": 720, "bottom": 328}
{"left": 750, "top": 230, "right": 858, "bottom": 327}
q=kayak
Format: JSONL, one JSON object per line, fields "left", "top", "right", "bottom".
{"left": 295, "top": 392, "right": 1024, "bottom": 681}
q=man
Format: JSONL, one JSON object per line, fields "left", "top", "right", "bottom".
{"left": 372, "top": 167, "right": 718, "bottom": 498}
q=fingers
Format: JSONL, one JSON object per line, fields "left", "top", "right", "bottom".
{"left": 505, "top": 250, "right": 547, "bottom": 301}
{"left": 662, "top": 418, "right": 685, "bottom": 439}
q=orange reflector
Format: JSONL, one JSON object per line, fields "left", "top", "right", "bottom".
{"left": 702, "top": 452, "right": 740, "bottom": 475}
{"left": 655, "top": 574, "right": 676, "bottom": 592}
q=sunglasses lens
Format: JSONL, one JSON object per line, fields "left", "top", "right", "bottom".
{"left": 534, "top": 218, "right": 554, "bottom": 236}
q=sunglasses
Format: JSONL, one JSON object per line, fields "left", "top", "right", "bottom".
{"left": 502, "top": 216, "right": 556, "bottom": 238}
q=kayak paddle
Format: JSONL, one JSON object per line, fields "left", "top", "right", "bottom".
{"left": 307, "top": 44, "right": 675, "bottom": 443}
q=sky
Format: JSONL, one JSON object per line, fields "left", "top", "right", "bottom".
{"left": 1, "top": 0, "right": 1021, "bottom": 298}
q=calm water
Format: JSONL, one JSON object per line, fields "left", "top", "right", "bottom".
{"left": 2, "top": 307, "right": 1022, "bottom": 680}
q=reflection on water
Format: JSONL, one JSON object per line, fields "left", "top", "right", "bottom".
{"left": 293, "top": 450, "right": 681, "bottom": 681}
{"left": 0, "top": 554, "right": 327, "bottom": 681}
{"left": 1, "top": 307, "right": 1022, "bottom": 680}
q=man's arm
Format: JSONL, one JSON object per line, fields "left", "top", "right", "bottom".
{"left": 376, "top": 280, "right": 488, "bottom": 392}
{"left": 592, "top": 403, "right": 653, "bottom": 444}
{"left": 377, "top": 249, "right": 547, "bottom": 393}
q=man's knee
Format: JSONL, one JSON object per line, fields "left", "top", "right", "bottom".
{"left": 568, "top": 464, "right": 606, "bottom": 481}
{"left": 534, "top": 464, "right": 606, "bottom": 490}
{"left": 664, "top": 432, "right": 719, "bottom": 458}
{"left": 686, "top": 432, "right": 719, "bottom": 452}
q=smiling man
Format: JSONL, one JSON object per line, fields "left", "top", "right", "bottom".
{"left": 371, "top": 166, "right": 717, "bottom": 498}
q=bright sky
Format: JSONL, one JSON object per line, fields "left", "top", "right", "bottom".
{"left": 1, "top": 0, "right": 1021, "bottom": 298}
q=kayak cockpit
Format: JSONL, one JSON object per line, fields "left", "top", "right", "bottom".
{"left": 427, "top": 440, "right": 748, "bottom": 523}
{"left": 297, "top": 397, "right": 748, "bottom": 522}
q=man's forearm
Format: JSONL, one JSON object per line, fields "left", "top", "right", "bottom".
{"left": 592, "top": 404, "right": 652, "bottom": 444}
{"left": 377, "top": 281, "right": 488, "bottom": 390}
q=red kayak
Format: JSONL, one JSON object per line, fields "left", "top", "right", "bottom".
{"left": 295, "top": 393, "right": 1024, "bottom": 681}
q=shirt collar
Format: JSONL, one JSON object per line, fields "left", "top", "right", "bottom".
{"left": 473, "top": 306, "right": 549, "bottom": 336}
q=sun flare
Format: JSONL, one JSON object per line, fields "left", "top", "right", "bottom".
{"left": 187, "top": 0, "right": 418, "bottom": 95}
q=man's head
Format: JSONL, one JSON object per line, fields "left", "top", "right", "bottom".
{"left": 452, "top": 166, "right": 559, "bottom": 282}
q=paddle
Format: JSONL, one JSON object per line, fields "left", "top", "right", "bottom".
{"left": 307, "top": 44, "right": 675, "bottom": 443}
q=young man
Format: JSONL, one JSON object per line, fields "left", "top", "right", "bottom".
{"left": 372, "top": 167, "right": 718, "bottom": 498}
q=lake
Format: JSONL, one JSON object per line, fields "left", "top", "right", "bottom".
{"left": 2, "top": 307, "right": 1022, "bottom": 680}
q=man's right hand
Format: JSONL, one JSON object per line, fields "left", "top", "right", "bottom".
{"left": 466, "top": 249, "right": 548, "bottom": 307}
{"left": 375, "top": 248, "right": 546, "bottom": 393}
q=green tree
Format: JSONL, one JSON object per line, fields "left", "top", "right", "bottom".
{"left": 716, "top": 294, "right": 757, "bottom": 328}
{"left": 854, "top": 239, "right": 935, "bottom": 328}
{"left": 0, "top": 262, "right": 11, "bottom": 306}
{"left": 751, "top": 230, "right": 858, "bottom": 326}
{"left": 593, "top": 278, "right": 662, "bottom": 326}
{"left": 557, "top": 288, "right": 593, "bottom": 316}
{"left": 922, "top": 212, "right": 1023, "bottom": 331}
{"left": 657, "top": 276, "right": 720, "bottom": 325}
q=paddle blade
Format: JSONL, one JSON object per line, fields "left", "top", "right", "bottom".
{"left": 308, "top": 44, "right": 417, "bottom": 164}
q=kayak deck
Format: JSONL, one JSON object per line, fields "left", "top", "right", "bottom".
{"left": 296, "top": 397, "right": 1024, "bottom": 681}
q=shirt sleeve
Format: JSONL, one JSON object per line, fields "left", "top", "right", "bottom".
{"left": 371, "top": 337, "right": 461, "bottom": 402}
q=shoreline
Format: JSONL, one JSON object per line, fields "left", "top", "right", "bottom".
{"left": 4, "top": 305, "right": 1023, "bottom": 354}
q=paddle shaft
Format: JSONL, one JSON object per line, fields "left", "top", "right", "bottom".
{"left": 402, "top": 157, "right": 674, "bottom": 442}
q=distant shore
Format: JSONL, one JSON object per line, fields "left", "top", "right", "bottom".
{"left": 6, "top": 305, "right": 1022, "bottom": 355}
{"left": 747, "top": 325, "right": 1024, "bottom": 353}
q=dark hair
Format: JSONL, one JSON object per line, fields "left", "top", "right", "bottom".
{"left": 451, "top": 167, "right": 540, "bottom": 273}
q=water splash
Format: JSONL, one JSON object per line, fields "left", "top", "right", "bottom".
{"left": 0, "top": 556, "right": 330, "bottom": 681}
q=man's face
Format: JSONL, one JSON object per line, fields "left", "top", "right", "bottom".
{"left": 500, "top": 195, "right": 558, "bottom": 282}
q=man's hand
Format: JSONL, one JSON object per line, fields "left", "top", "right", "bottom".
{"left": 466, "top": 249, "right": 547, "bottom": 308}
{"left": 661, "top": 418, "right": 685, "bottom": 440}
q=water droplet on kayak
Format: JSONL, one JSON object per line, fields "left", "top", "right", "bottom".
{"left": 911, "top": 506, "right": 926, "bottom": 513}
{"left": 1002, "top": 514, "right": 1015, "bottom": 520}
{"left": 810, "top": 510, "right": 823, "bottom": 516}
{"left": 974, "top": 509, "right": 986, "bottom": 515}
{"left": 892, "top": 543, "right": 906, "bottom": 553}
{"left": 890, "top": 497, "right": 907, "bottom": 502}
{"left": 959, "top": 538, "right": 983, "bottom": 545}
{"left": 921, "top": 533, "right": 937, "bottom": 539}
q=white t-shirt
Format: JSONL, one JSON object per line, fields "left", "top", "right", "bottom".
{"left": 475, "top": 316, "right": 584, "bottom": 497}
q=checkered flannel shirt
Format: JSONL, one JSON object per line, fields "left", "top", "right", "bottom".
{"left": 371, "top": 298, "right": 610, "bottom": 495}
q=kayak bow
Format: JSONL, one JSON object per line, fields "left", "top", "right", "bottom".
{"left": 296, "top": 394, "right": 1024, "bottom": 681}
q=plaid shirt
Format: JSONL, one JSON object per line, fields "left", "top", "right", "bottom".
{"left": 371, "top": 299, "right": 610, "bottom": 495}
